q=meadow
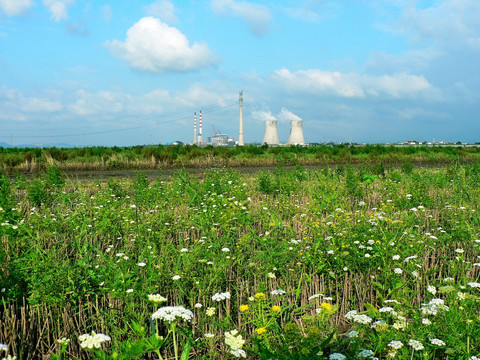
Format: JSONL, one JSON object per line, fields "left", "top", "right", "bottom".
{"left": 1, "top": 161, "right": 480, "bottom": 359}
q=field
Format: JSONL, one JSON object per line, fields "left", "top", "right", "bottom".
{"left": 2, "top": 161, "right": 480, "bottom": 359}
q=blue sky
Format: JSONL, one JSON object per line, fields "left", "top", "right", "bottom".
{"left": 1, "top": 0, "right": 479, "bottom": 146}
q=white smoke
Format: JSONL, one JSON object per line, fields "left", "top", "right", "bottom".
{"left": 252, "top": 110, "right": 277, "bottom": 122}
{"left": 278, "top": 107, "right": 302, "bottom": 122}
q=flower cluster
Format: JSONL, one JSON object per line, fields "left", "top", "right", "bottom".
{"left": 148, "top": 294, "right": 167, "bottom": 304}
{"left": 151, "top": 306, "right": 194, "bottom": 322}
{"left": 345, "top": 310, "right": 373, "bottom": 325}
{"left": 225, "top": 330, "right": 246, "bottom": 358}
{"left": 212, "top": 291, "right": 231, "bottom": 301}
{"left": 78, "top": 331, "right": 111, "bottom": 349}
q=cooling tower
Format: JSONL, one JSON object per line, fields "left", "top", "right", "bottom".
{"left": 287, "top": 119, "right": 305, "bottom": 145}
{"left": 263, "top": 119, "right": 279, "bottom": 145}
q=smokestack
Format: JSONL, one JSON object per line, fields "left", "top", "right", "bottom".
{"left": 263, "top": 118, "right": 279, "bottom": 145}
{"left": 194, "top": 112, "right": 197, "bottom": 145}
{"left": 198, "top": 110, "right": 203, "bottom": 144}
{"left": 238, "top": 91, "right": 244, "bottom": 146}
{"left": 287, "top": 119, "right": 305, "bottom": 145}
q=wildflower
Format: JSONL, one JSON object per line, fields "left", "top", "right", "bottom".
{"left": 57, "top": 337, "right": 70, "bottom": 346}
{"left": 267, "top": 272, "right": 276, "bottom": 279}
{"left": 3, "top": 355, "right": 17, "bottom": 360}
{"left": 221, "top": 247, "right": 230, "bottom": 252}
{"left": 151, "top": 306, "right": 194, "bottom": 322}
{"left": 206, "top": 307, "right": 216, "bottom": 316}
{"left": 393, "top": 268, "right": 403, "bottom": 274}
{"left": 137, "top": 262, "right": 146, "bottom": 267}
{"left": 430, "top": 338, "right": 446, "bottom": 346}
{"left": 392, "top": 255, "right": 400, "bottom": 260}
{"left": 256, "top": 327, "right": 267, "bottom": 335}
{"left": 194, "top": 303, "right": 203, "bottom": 308}
{"left": 408, "top": 339, "right": 424, "bottom": 351}
{"left": 126, "top": 289, "right": 134, "bottom": 293}
{"left": 172, "top": 275, "right": 181, "bottom": 281}
{"left": 352, "top": 314, "right": 373, "bottom": 325}
{"left": 320, "top": 302, "right": 332, "bottom": 311}
{"left": 180, "top": 248, "right": 188, "bottom": 252}
{"left": 254, "top": 292, "right": 266, "bottom": 301}
{"left": 271, "top": 289, "right": 286, "bottom": 295}
{"left": 427, "top": 285, "right": 437, "bottom": 295}
{"left": 239, "top": 304, "right": 249, "bottom": 312}
{"left": 225, "top": 330, "right": 246, "bottom": 358}
{"left": 329, "top": 353, "right": 346, "bottom": 360}
{"left": 212, "top": 291, "right": 231, "bottom": 301}
{"left": 457, "top": 292, "right": 466, "bottom": 300}
{"left": 422, "top": 318, "right": 432, "bottom": 325}
{"left": 204, "top": 333, "right": 215, "bottom": 338}
{"left": 271, "top": 305, "right": 281, "bottom": 313}
{"left": 79, "top": 331, "right": 111, "bottom": 349}
{"left": 379, "top": 307, "right": 395, "bottom": 313}
{"left": 388, "top": 340, "right": 403, "bottom": 350}
{"left": 357, "top": 349, "right": 375, "bottom": 358}
{"left": 148, "top": 294, "right": 167, "bottom": 304}
{"left": 467, "top": 282, "right": 480, "bottom": 288}
{"left": 421, "top": 298, "right": 449, "bottom": 315}
{"left": 0, "top": 344, "right": 8, "bottom": 352}
{"left": 347, "top": 330, "right": 359, "bottom": 338}
{"left": 308, "top": 293, "right": 322, "bottom": 301}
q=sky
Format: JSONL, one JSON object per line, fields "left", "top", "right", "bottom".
{"left": 0, "top": 0, "right": 480, "bottom": 146}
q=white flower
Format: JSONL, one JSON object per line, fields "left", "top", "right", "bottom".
{"left": 422, "top": 318, "right": 432, "bottom": 325}
{"left": 329, "top": 353, "right": 346, "bottom": 360}
{"left": 379, "top": 307, "right": 395, "bottom": 313}
{"left": 393, "top": 268, "right": 403, "bottom": 274}
{"left": 421, "top": 298, "right": 449, "bottom": 316}
{"left": 126, "top": 288, "right": 134, "bottom": 293}
{"left": 427, "top": 285, "right": 437, "bottom": 295}
{"left": 365, "top": 253, "right": 371, "bottom": 258}
{"left": 206, "top": 307, "right": 216, "bottom": 316}
{"left": 388, "top": 340, "right": 403, "bottom": 350}
{"left": 392, "top": 255, "right": 400, "bottom": 260}
{"left": 137, "top": 262, "right": 146, "bottom": 267}
{"left": 221, "top": 247, "right": 230, "bottom": 252}
{"left": 455, "top": 248, "right": 464, "bottom": 254}
{"left": 408, "top": 339, "right": 424, "bottom": 351}
{"left": 469, "top": 356, "right": 480, "bottom": 360}
{"left": 457, "top": 292, "right": 466, "bottom": 300}
{"left": 57, "top": 337, "right": 70, "bottom": 346}
{"left": 308, "top": 293, "right": 322, "bottom": 301}
{"left": 347, "top": 330, "right": 359, "bottom": 338}
{"left": 204, "top": 333, "right": 215, "bottom": 338}
{"left": 357, "top": 349, "right": 375, "bottom": 358}
{"left": 194, "top": 303, "right": 203, "bottom": 308}
{"left": 151, "top": 306, "right": 194, "bottom": 322}
{"left": 0, "top": 344, "right": 8, "bottom": 352}
{"left": 79, "top": 331, "right": 111, "bottom": 349}
{"left": 148, "top": 294, "right": 167, "bottom": 303}
{"left": 180, "top": 248, "right": 189, "bottom": 252}
{"left": 468, "top": 282, "right": 480, "bottom": 288}
{"left": 225, "top": 330, "right": 245, "bottom": 351}
{"left": 172, "top": 275, "right": 181, "bottom": 281}
{"left": 430, "top": 338, "right": 446, "bottom": 346}
{"left": 271, "top": 289, "right": 286, "bottom": 295}
{"left": 229, "top": 349, "right": 247, "bottom": 358}
{"left": 212, "top": 291, "right": 231, "bottom": 301}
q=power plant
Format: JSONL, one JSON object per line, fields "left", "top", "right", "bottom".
{"left": 287, "top": 119, "right": 305, "bottom": 145}
{"left": 262, "top": 118, "right": 280, "bottom": 145}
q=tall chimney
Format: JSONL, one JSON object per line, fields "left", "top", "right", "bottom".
{"left": 238, "top": 91, "right": 244, "bottom": 146}
{"left": 194, "top": 112, "right": 197, "bottom": 145}
{"left": 198, "top": 110, "right": 203, "bottom": 144}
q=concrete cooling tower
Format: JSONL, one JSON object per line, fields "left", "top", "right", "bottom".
{"left": 263, "top": 119, "right": 279, "bottom": 145}
{"left": 287, "top": 119, "right": 305, "bottom": 145}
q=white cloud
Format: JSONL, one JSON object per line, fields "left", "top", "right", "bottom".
{"left": 211, "top": 0, "right": 272, "bottom": 36}
{"left": 145, "top": 0, "right": 177, "bottom": 23}
{"left": 22, "top": 97, "right": 62, "bottom": 113}
{"left": 273, "top": 68, "right": 439, "bottom": 100}
{"left": 252, "top": 110, "right": 277, "bottom": 122}
{"left": 43, "top": 0, "right": 75, "bottom": 21}
{"left": 0, "top": 0, "right": 33, "bottom": 16}
{"left": 105, "top": 17, "right": 219, "bottom": 73}
{"left": 383, "top": 0, "right": 480, "bottom": 50}
{"left": 283, "top": 1, "right": 340, "bottom": 23}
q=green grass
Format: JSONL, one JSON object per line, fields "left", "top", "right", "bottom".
{"left": 1, "top": 163, "right": 480, "bottom": 359}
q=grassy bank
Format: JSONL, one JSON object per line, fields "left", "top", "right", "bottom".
{"left": 1, "top": 163, "right": 480, "bottom": 359}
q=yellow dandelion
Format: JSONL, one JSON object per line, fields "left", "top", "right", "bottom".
{"left": 239, "top": 304, "right": 249, "bottom": 312}
{"left": 254, "top": 292, "right": 266, "bottom": 301}
{"left": 320, "top": 302, "right": 332, "bottom": 311}
{"left": 271, "top": 305, "right": 281, "bottom": 313}
{"left": 256, "top": 327, "right": 267, "bottom": 335}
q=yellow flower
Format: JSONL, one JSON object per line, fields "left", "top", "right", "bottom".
{"left": 320, "top": 302, "right": 332, "bottom": 311}
{"left": 271, "top": 305, "right": 281, "bottom": 313}
{"left": 254, "top": 292, "right": 266, "bottom": 301}
{"left": 239, "top": 304, "right": 249, "bottom": 312}
{"left": 256, "top": 327, "right": 267, "bottom": 335}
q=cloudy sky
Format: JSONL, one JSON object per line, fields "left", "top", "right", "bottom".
{"left": 1, "top": 0, "right": 479, "bottom": 146}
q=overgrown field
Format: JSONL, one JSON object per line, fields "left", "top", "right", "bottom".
{"left": 2, "top": 144, "right": 480, "bottom": 173}
{"left": 2, "top": 163, "right": 480, "bottom": 359}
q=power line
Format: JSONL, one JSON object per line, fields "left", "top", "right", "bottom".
{"left": 0, "top": 101, "right": 239, "bottom": 140}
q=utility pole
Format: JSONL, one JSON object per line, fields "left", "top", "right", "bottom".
{"left": 238, "top": 91, "right": 244, "bottom": 146}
